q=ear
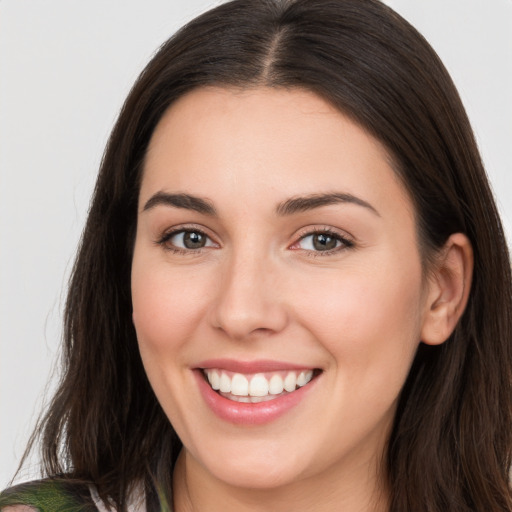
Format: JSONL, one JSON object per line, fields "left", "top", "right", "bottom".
{"left": 421, "top": 233, "right": 473, "bottom": 346}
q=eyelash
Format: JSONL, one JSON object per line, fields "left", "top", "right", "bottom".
{"left": 155, "top": 226, "right": 354, "bottom": 256}
{"left": 292, "top": 227, "right": 354, "bottom": 257}
{"left": 155, "top": 226, "right": 215, "bottom": 255}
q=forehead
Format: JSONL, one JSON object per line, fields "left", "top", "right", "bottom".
{"left": 141, "top": 86, "right": 413, "bottom": 219}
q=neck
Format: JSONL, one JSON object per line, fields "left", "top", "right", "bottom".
{"left": 172, "top": 449, "right": 390, "bottom": 512}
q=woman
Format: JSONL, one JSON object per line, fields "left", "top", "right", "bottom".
{"left": 1, "top": 0, "right": 511, "bottom": 511}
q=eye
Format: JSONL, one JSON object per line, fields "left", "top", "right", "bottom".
{"left": 293, "top": 230, "right": 354, "bottom": 254}
{"left": 158, "top": 228, "right": 217, "bottom": 252}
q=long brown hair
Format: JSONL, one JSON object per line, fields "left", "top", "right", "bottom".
{"left": 18, "top": 0, "right": 512, "bottom": 510}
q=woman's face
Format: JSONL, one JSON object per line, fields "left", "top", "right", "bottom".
{"left": 132, "top": 87, "right": 432, "bottom": 491}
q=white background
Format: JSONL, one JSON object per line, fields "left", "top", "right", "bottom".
{"left": 1, "top": 0, "right": 511, "bottom": 487}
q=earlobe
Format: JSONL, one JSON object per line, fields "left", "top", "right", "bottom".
{"left": 421, "top": 233, "right": 474, "bottom": 346}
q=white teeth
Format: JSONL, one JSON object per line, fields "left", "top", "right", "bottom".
{"left": 222, "top": 394, "right": 278, "bottom": 403}
{"left": 269, "top": 374, "right": 284, "bottom": 395}
{"left": 219, "top": 373, "right": 231, "bottom": 393}
{"left": 297, "top": 370, "right": 313, "bottom": 387}
{"left": 284, "top": 372, "right": 297, "bottom": 392}
{"left": 231, "top": 373, "right": 249, "bottom": 396}
{"left": 209, "top": 370, "right": 220, "bottom": 390}
{"left": 249, "top": 374, "right": 269, "bottom": 397}
{"left": 204, "top": 369, "right": 315, "bottom": 400}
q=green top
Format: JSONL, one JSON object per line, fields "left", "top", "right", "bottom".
{"left": 0, "top": 479, "right": 173, "bottom": 512}
{"left": 0, "top": 480, "right": 99, "bottom": 512}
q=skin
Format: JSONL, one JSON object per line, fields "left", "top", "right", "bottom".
{"left": 131, "top": 87, "right": 473, "bottom": 512}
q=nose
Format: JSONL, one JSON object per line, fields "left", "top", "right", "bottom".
{"left": 209, "top": 249, "right": 289, "bottom": 340}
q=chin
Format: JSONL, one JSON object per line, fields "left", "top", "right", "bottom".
{"left": 209, "top": 460, "right": 306, "bottom": 490}
{"left": 190, "top": 438, "right": 313, "bottom": 490}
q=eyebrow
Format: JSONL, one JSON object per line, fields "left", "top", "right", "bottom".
{"left": 275, "top": 192, "right": 380, "bottom": 216}
{"left": 143, "top": 192, "right": 217, "bottom": 215}
{"left": 142, "top": 191, "right": 379, "bottom": 217}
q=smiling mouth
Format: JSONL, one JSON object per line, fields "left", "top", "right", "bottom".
{"left": 201, "top": 368, "right": 321, "bottom": 403}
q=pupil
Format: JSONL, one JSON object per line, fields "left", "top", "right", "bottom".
{"left": 313, "top": 233, "right": 337, "bottom": 251}
{"left": 184, "top": 231, "right": 205, "bottom": 249}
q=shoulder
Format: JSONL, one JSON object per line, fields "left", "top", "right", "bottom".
{"left": 0, "top": 479, "right": 98, "bottom": 512}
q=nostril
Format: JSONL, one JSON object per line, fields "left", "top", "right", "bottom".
{"left": 208, "top": 271, "right": 289, "bottom": 339}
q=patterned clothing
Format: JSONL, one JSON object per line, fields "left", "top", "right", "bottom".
{"left": 0, "top": 480, "right": 155, "bottom": 512}
{"left": 0, "top": 479, "right": 98, "bottom": 511}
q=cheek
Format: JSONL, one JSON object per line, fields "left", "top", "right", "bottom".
{"left": 292, "top": 259, "right": 424, "bottom": 381}
{"left": 130, "top": 254, "right": 216, "bottom": 433}
{"left": 131, "top": 256, "right": 212, "bottom": 361}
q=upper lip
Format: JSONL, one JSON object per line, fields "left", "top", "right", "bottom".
{"left": 196, "top": 359, "right": 318, "bottom": 374}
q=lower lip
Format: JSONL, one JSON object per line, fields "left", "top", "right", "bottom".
{"left": 194, "top": 370, "right": 318, "bottom": 426}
